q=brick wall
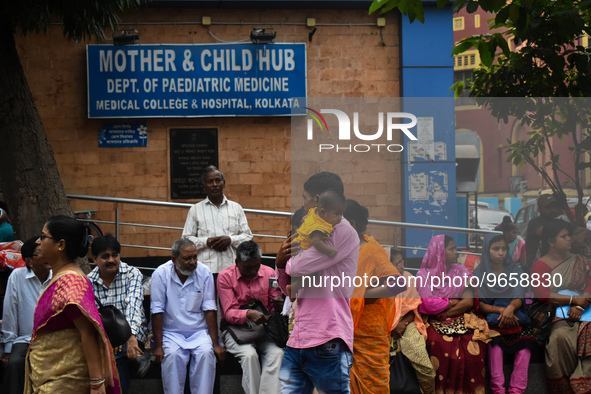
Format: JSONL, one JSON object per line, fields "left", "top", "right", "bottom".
{"left": 15, "top": 7, "right": 402, "bottom": 258}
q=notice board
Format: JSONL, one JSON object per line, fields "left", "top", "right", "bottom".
{"left": 170, "top": 129, "right": 218, "bottom": 199}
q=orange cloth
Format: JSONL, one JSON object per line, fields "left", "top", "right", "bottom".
{"left": 350, "top": 235, "right": 398, "bottom": 394}
{"left": 292, "top": 208, "right": 334, "bottom": 250}
{"left": 390, "top": 271, "right": 428, "bottom": 340}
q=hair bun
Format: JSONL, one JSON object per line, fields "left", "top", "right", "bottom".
{"left": 77, "top": 225, "right": 91, "bottom": 257}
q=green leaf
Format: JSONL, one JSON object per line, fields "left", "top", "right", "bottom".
{"left": 437, "top": 0, "right": 449, "bottom": 9}
{"left": 466, "top": 0, "right": 479, "bottom": 13}
{"left": 521, "top": 0, "right": 533, "bottom": 8}
{"left": 478, "top": 40, "right": 494, "bottom": 67}
{"left": 381, "top": 0, "right": 402, "bottom": 14}
{"left": 452, "top": 40, "right": 475, "bottom": 55}
{"left": 495, "top": 6, "right": 510, "bottom": 25}
{"left": 369, "top": 0, "right": 388, "bottom": 15}
{"left": 495, "top": 34, "right": 510, "bottom": 57}
{"left": 509, "top": 4, "right": 520, "bottom": 24}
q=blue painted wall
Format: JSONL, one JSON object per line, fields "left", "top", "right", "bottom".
{"left": 401, "top": 5, "right": 456, "bottom": 260}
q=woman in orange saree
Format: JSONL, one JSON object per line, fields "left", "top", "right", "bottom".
{"left": 345, "top": 200, "right": 405, "bottom": 394}
{"left": 25, "top": 215, "right": 120, "bottom": 394}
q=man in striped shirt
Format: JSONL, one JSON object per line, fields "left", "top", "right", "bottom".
{"left": 182, "top": 165, "right": 253, "bottom": 274}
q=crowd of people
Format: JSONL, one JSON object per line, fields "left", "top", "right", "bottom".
{"left": 1, "top": 169, "right": 591, "bottom": 394}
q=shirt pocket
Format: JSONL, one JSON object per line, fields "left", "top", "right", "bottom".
{"left": 227, "top": 213, "right": 240, "bottom": 233}
{"left": 187, "top": 290, "right": 204, "bottom": 313}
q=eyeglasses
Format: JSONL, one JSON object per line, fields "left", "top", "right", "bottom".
{"left": 40, "top": 233, "right": 55, "bottom": 241}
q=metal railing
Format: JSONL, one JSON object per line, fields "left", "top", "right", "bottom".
{"left": 67, "top": 193, "right": 496, "bottom": 270}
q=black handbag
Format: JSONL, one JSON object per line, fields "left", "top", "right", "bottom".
{"left": 389, "top": 340, "right": 421, "bottom": 394}
{"left": 527, "top": 299, "right": 557, "bottom": 343}
{"left": 223, "top": 299, "right": 269, "bottom": 344}
{"left": 265, "top": 311, "right": 289, "bottom": 348}
{"left": 95, "top": 296, "right": 132, "bottom": 348}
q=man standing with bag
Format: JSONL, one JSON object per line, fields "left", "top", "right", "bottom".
{"left": 217, "top": 240, "right": 285, "bottom": 394}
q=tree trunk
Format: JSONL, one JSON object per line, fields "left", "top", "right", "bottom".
{"left": 0, "top": 16, "right": 73, "bottom": 241}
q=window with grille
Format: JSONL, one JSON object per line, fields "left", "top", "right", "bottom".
{"left": 454, "top": 49, "right": 480, "bottom": 70}
{"left": 453, "top": 17, "right": 465, "bottom": 31}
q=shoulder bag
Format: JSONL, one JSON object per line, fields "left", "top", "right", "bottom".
{"left": 95, "top": 296, "right": 132, "bottom": 348}
{"left": 527, "top": 299, "right": 557, "bottom": 343}
{"left": 223, "top": 299, "right": 268, "bottom": 344}
{"left": 389, "top": 338, "right": 421, "bottom": 394}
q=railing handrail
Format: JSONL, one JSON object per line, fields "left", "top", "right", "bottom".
{"left": 67, "top": 193, "right": 291, "bottom": 217}
{"left": 67, "top": 193, "right": 496, "bottom": 236}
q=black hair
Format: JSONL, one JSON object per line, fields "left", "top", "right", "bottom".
{"left": 502, "top": 223, "right": 518, "bottom": 233}
{"left": 291, "top": 207, "right": 306, "bottom": 231}
{"left": 390, "top": 248, "right": 403, "bottom": 262}
{"left": 303, "top": 172, "right": 344, "bottom": 197}
{"left": 236, "top": 240, "right": 261, "bottom": 263}
{"left": 489, "top": 234, "right": 507, "bottom": 248}
{"left": 344, "top": 199, "right": 369, "bottom": 234}
{"left": 201, "top": 165, "right": 225, "bottom": 186}
{"left": 46, "top": 215, "right": 91, "bottom": 260}
{"left": 540, "top": 219, "right": 572, "bottom": 256}
{"left": 91, "top": 234, "right": 121, "bottom": 257}
{"left": 444, "top": 235, "right": 454, "bottom": 248}
{"left": 318, "top": 190, "right": 347, "bottom": 212}
{"left": 21, "top": 236, "right": 40, "bottom": 260}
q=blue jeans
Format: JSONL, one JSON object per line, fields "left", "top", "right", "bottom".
{"left": 115, "top": 344, "right": 130, "bottom": 394}
{"left": 279, "top": 339, "right": 353, "bottom": 394}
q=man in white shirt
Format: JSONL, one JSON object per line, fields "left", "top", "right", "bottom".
{"left": 151, "top": 238, "right": 226, "bottom": 394}
{"left": 182, "top": 165, "right": 253, "bottom": 274}
{"left": 1, "top": 236, "right": 52, "bottom": 394}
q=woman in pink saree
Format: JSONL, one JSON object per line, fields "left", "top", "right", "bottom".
{"left": 416, "top": 235, "right": 487, "bottom": 394}
{"left": 25, "top": 215, "right": 120, "bottom": 394}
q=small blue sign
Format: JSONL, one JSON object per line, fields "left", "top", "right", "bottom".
{"left": 99, "top": 123, "right": 148, "bottom": 147}
{"left": 87, "top": 43, "right": 307, "bottom": 118}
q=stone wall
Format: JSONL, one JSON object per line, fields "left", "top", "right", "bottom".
{"left": 15, "top": 7, "right": 402, "bottom": 257}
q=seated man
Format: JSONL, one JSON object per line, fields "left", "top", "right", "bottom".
{"left": 1, "top": 236, "right": 52, "bottom": 394}
{"left": 87, "top": 234, "right": 149, "bottom": 394}
{"left": 217, "top": 240, "right": 285, "bottom": 394}
{"left": 151, "top": 238, "right": 225, "bottom": 394}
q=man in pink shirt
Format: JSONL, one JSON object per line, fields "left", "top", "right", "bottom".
{"left": 276, "top": 172, "right": 360, "bottom": 394}
{"left": 218, "top": 240, "right": 285, "bottom": 394}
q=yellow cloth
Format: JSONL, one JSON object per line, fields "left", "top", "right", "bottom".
{"left": 350, "top": 235, "right": 398, "bottom": 394}
{"left": 464, "top": 312, "right": 500, "bottom": 343}
{"left": 26, "top": 328, "right": 92, "bottom": 393}
{"left": 293, "top": 208, "right": 334, "bottom": 250}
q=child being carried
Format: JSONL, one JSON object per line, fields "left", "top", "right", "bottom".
{"left": 289, "top": 189, "right": 346, "bottom": 299}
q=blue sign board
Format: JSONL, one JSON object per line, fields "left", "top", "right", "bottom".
{"left": 87, "top": 43, "right": 307, "bottom": 118}
{"left": 99, "top": 123, "right": 148, "bottom": 147}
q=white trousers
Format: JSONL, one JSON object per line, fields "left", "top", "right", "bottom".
{"left": 222, "top": 331, "right": 284, "bottom": 394}
{"left": 161, "top": 338, "right": 216, "bottom": 394}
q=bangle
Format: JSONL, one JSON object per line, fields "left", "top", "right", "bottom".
{"left": 90, "top": 378, "right": 105, "bottom": 389}
{"left": 575, "top": 305, "right": 585, "bottom": 311}
{"left": 570, "top": 295, "right": 574, "bottom": 305}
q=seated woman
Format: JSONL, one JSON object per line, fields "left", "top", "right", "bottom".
{"left": 417, "top": 234, "right": 487, "bottom": 394}
{"left": 531, "top": 219, "right": 591, "bottom": 393}
{"left": 25, "top": 215, "right": 119, "bottom": 393}
{"left": 503, "top": 223, "right": 526, "bottom": 267}
{"left": 473, "top": 234, "right": 534, "bottom": 394}
{"left": 390, "top": 248, "right": 436, "bottom": 394}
